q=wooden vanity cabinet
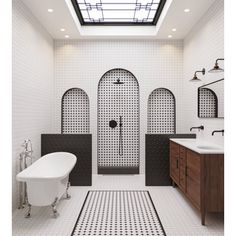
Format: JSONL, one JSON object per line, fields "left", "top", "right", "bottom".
{"left": 170, "top": 141, "right": 179, "bottom": 184}
{"left": 179, "top": 146, "right": 187, "bottom": 192}
{"left": 169, "top": 141, "right": 224, "bottom": 225}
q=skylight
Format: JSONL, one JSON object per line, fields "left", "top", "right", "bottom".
{"left": 71, "top": 0, "right": 166, "bottom": 25}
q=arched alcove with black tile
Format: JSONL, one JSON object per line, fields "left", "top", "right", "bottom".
{"left": 147, "top": 88, "right": 176, "bottom": 134}
{"left": 98, "top": 68, "right": 139, "bottom": 174}
{"left": 61, "top": 88, "right": 90, "bottom": 134}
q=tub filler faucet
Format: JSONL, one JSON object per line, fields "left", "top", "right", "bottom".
{"left": 18, "top": 139, "right": 34, "bottom": 210}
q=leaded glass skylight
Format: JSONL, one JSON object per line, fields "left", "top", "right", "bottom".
{"left": 71, "top": 0, "right": 166, "bottom": 25}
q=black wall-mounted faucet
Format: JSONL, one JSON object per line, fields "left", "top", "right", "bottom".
{"left": 212, "top": 129, "right": 224, "bottom": 136}
{"left": 190, "top": 125, "right": 204, "bottom": 132}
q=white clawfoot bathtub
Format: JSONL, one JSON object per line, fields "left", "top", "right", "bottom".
{"left": 16, "top": 152, "right": 76, "bottom": 217}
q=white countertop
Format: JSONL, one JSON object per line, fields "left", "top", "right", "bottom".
{"left": 169, "top": 138, "right": 224, "bottom": 154}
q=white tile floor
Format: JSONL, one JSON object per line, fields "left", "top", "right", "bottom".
{"left": 13, "top": 175, "right": 224, "bottom": 236}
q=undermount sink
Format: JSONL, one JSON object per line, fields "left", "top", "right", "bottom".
{"left": 196, "top": 145, "right": 221, "bottom": 150}
{"left": 169, "top": 139, "right": 224, "bottom": 154}
{"left": 177, "top": 139, "right": 194, "bottom": 142}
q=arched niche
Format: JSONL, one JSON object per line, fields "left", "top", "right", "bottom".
{"left": 61, "top": 88, "right": 90, "bottom": 134}
{"left": 148, "top": 88, "right": 176, "bottom": 134}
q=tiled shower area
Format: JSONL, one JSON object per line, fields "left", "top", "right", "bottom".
{"left": 98, "top": 69, "right": 139, "bottom": 174}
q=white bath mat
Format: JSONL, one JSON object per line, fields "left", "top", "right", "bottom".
{"left": 71, "top": 190, "right": 166, "bottom": 236}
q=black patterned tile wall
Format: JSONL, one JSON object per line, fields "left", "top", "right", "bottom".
{"left": 41, "top": 134, "right": 92, "bottom": 186}
{"left": 148, "top": 88, "right": 175, "bottom": 134}
{"left": 62, "top": 88, "right": 90, "bottom": 134}
{"left": 98, "top": 69, "right": 139, "bottom": 174}
{"left": 199, "top": 88, "right": 217, "bottom": 118}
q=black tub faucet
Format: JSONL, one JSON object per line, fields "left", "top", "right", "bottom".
{"left": 212, "top": 129, "right": 224, "bottom": 136}
{"left": 190, "top": 125, "right": 204, "bottom": 132}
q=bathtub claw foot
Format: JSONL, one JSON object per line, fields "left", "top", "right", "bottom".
{"left": 25, "top": 204, "right": 31, "bottom": 218}
{"left": 51, "top": 197, "right": 59, "bottom": 218}
{"left": 52, "top": 209, "right": 59, "bottom": 218}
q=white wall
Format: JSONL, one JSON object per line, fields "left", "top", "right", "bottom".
{"left": 54, "top": 40, "right": 185, "bottom": 174}
{"left": 12, "top": 0, "right": 54, "bottom": 210}
{"left": 183, "top": 0, "right": 224, "bottom": 146}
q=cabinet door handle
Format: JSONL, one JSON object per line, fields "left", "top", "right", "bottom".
{"left": 176, "top": 159, "right": 179, "bottom": 169}
{"left": 185, "top": 166, "right": 187, "bottom": 176}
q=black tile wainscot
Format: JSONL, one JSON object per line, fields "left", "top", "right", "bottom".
{"left": 145, "top": 134, "right": 196, "bottom": 186}
{"left": 41, "top": 134, "right": 92, "bottom": 186}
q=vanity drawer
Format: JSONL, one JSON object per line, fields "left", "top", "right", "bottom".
{"left": 186, "top": 176, "right": 200, "bottom": 208}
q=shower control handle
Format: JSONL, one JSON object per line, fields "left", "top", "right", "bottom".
{"left": 109, "top": 120, "right": 117, "bottom": 128}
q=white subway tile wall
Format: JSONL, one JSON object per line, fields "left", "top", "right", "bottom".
{"left": 183, "top": 0, "right": 224, "bottom": 146}
{"left": 12, "top": 0, "right": 54, "bottom": 210}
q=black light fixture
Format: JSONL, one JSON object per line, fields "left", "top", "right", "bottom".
{"left": 190, "top": 68, "right": 205, "bottom": 81}
{"left": 208, "top": 58, "right": 224, "bottom": 73}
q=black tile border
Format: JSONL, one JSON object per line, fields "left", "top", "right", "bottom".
{"left": 146, "top": 191, "right": 167, "bottom": 236}
{"left": 98, "top": 167, "right": 139, "bottom": 174}
{"left": 71, "top": 191, "right": 90, "bottom": 236}
{"left": 71, "top": 190, "right": 166, "bottom": 236}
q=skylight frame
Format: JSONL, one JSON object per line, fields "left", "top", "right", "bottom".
{"left": 71, "top": 0, "right": 167, "bottom": 26}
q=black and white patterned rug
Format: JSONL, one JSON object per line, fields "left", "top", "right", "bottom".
{"left": 71, "top": 190, "right": 166, "bottom": 236}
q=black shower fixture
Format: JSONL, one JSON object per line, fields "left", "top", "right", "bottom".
{"left": 113, "top": 78, "right": 124, "bottom": 84}
{"left": 190, "top": 68, "right": 205, "bottom": 82}
{"left": 208, "top": 58, "right": 224, "bottom": 73}
{"left": 109, "top": 120, "right": 117, "bottom": 128}
{"left": 109, "top": 117, "right": 123, "bottom": 156}
{"left": 119, "top": 116, "right": 123, "bottom": 156}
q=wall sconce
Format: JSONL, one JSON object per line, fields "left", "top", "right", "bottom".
{"left": 208, "top": 58, "right": 224, "bottom": 73}
{"left": 190, "top": 68, "right": 205, "bottom": 81}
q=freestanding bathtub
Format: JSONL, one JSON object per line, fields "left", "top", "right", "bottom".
{"left": 16, "top": 152, "right": 77, "bottom": 217}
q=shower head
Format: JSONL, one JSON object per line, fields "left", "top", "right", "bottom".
{"left": 113, "top": 78, "right": 124, "bottom": 84}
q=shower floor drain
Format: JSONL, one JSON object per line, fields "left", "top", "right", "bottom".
{"left": 71, "top": 191, "right": 166, "bottom": 236}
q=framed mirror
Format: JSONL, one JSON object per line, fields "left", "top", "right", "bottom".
{"left": 198, "top": 78, "right": 224, "bottom": 118}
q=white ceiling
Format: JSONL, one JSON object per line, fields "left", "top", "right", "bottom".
{"left": 21, "top": 0, "right": 216, "bottom": 40}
